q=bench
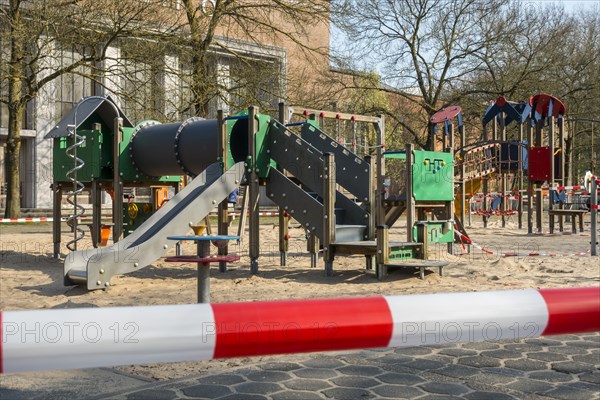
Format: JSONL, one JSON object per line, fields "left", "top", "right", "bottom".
{"left": 548, "top": 209, "right": 587, "bottom": 233}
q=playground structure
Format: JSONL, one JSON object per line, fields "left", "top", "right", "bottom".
{"left": 440, "top": 93, "right": 598, "bottom": 238}
{"left": 51, "top": 96, "right": 457, "bottom": 290}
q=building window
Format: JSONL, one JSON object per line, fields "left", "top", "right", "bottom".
{"left": 120, "top": 43, "right": 165, "bottom": 122}
{"left": 54, "top": 45, "right": 95, "bottom": 120}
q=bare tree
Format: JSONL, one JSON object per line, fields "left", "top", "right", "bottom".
{"left": 0, "top": 0, "right": 171, "bottom": 217}
{"left": 333, "top": 0, "right": 504, "bottom": 149}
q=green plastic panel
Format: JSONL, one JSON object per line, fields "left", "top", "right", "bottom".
{"left": 53, "top": 127, "right": 112, "bottom": 182}
{"left": 413, "top": 222, "right": 454, "bottom": 244}
{"left": 412, "top": 150, "right": 454, "bottom": 201}
{"left": 389, "top": 248, "right": 415, "bottom": 260}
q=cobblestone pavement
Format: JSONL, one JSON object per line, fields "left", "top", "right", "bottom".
{"left": 2, "top": 334, "right": 599, "bottom": 400}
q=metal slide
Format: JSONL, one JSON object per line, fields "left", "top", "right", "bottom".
{"left": 64, "top": 162, "right": 245, "bottom": 290}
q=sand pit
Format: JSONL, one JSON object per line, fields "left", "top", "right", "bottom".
{"left": 1, "top": 216, "right": 598, "bottom": 379}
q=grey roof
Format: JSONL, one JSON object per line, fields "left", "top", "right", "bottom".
{"left": 45, "top": 95, "right": 134, "bottom": 138}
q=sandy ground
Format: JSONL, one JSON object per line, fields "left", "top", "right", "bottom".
{"left": 1, "top": 216, "right": 599, "bottom": 380}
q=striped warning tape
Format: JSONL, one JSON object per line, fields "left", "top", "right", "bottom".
{"left": 467, "top": 240, "right": 592, "bottom": 257}
{"left": 0, "top": 287, "right": 598, "bottom": 373}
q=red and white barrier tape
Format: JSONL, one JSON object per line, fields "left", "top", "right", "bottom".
{"left": 1, "top": 288, "right": 598, "bottom": 373}
{"left": 0, "top": 212, "right": 280, "bottom": 223}
{"left": 467, "top": 240, "right": 592, "bottom": 257}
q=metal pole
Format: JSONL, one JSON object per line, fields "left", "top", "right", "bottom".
{"left": 591, "top": 178, "right": 598, "bottom": 256}
{"left": 535, "top": 120, "right": 543, "bottom": 233}
{"left": 248, "top": 106, "right": 260, "bottom": 274}
{"left": 459, "top": 124, "right": 466, "bottom": 229}
{"left": 197, "top": 241, "right": 210, "bottom": 303}
{"left": 549, "top": 116, "right": 555, "bottom": 233}
{"left": 527, "top": 121, "right": 534, "bottom": 234}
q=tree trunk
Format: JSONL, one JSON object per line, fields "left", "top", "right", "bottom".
{"left": 5, "top": 2, "right": 25, "bottom": 218}
{"left": 4, "top": 104, "right": 23, "bottom": 218}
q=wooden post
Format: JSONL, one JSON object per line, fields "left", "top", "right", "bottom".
{"left": 518, "top": 124, "right": 524, "bottom": 229}
{"left": 277, "top": 103, "right": 289, "bottom": 266}
{"left": 112, "top": 117, "right": 123, "bottom": 242}
{"left": 527, "top": 121, "right": 534, "bottom": 234}
{"left": 406, "top": 143, "right": 415, "bottom": 242}
{"left": 91, "top": 180, "right": 101, "bottom": 247}
{"left": 52, "top": 183, "right": 62, "bottom": 258}
{"left": 323, "top": 153, "right": 336, "bottom": 276}
{"left": 549, "top": 116, "right": 555, "bottom": 234}
{"left": 307, "top": 233, "right": 318, "bottom": 268}
{"left": 500, "top": 114, "right": 507, "bottom": 228}
{"left": 535, "top": 119, "right": 543, "bottom": 233}
{"left": 248, "top": 106, "right": 260, "bottom": 274}
{"left": 376, "top": 225, "right": 389, "bottom": 280}
{"left": 375, "top": 115, "right": 385, "bottom": 227}
{"left": 366, "top": 155, "right": 376, "bottom": 240}
{"left": 217, "top": 109, "right": 230, "bottom": 272}
{"left": 459, "top": 124, "right": 466, "bottom": 229}
{"left": 558, "top": 117, "right": 566, "bottom": 230}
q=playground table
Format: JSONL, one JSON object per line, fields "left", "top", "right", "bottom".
{"left": 166, "top": 235, "right": 240, "bottom": 303}
{"left": 548, "top": 209, "right": 587, "bottom": 234}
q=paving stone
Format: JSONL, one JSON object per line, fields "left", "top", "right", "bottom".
{"left": 464, "top": 392, "right": 516, "bottom": 400}
{"left": 375, "top": 354, "right": 414, "bottom": 365}
{"left": 196, "top": 374, "right": 246, "bottom": 385}
{"left": 505, "top": 379, "right": 554, "bottom": 394}
{"left": 371, "top": 385, "right": 424, "bottom": 399}
{"left": 481, "top": 367, "right": 525, "bottom": 377}
{"left": 126, "top": 389, "right": 177, "bottom": 400}
{"left": 571, "top": 353, "right": 600, "bottom": 365}
{"left": 544, "top": 386, "right": 598, "bottom": 400}
{"left": 470, "top": 372, "right": 518, "bottom": 385}
{"left": 551, "top": 335, "right": 584, "bottom": 341}
{"left": 552, "top": 361, "right": 596, "bottom": 374}
{"left": 376, "top": 372, "right": 425, "bottom": 385}
{"left": 480, "top": 349, "right": 523, "bottom": 359}
{"left": 552, "top": 345, "right": 591, "bottom": 355}
{"left": 245, "top": 371, "right": 292, "bottom": 383}
{"left": 462, "top": 342, "right": 501, "bottom": 350}
{"left": 282, "top": 378, "right": 331, "bottom": 391}
{"left": 321, "top": 387, "right": 374, "bottom": 399}
{"left": 563, "top": 381, "right": 600, "bottom": 392}
{"left": 270, "top": 391, "right": 324, "bottom": 400}
{"left": 504, "top": 358, "right": 548, "bottom": 371}
{"left": 526, "top": 351, "right": 568, "bottom": 362}
{"left": 419, "top": 382, "right": 470, "bottom": 395}
{"left": 330, "top": 375, "right": 380, "bottom": 388}
{"left": 524, "top": 338, "right": 564, "bottom": 347}
{"left": 293, "top": 368, "right": 338, "bottom": 379}
{"left": 579, "top": 371, "right": 600, "bottom": 384}
{"left": 580, "top": 334, "right": 600, "bottom": 342}
{"left": 220, "top": 394, "right": 268, "bottom": 400}
{"left": 436, "top": 365, "right": 480, "bottom": 378}
{"left": 394, "top": 346, "right": 435, "bottom": 356}
{"left": 258, "top": 362, "right": 303, "bottom": 372}
{"left": 337, "top": 365, "right": 383, "bottom": 376}
{"left": 504, "top": 343, "right": 543, "bottom": 352}
{"left": 458, "top": 356, "right": 502, "bottom": 368}
{"left": 564, "top": 341, "right": 600, "bottom": 349}
{"left": 341, "top": 350, "right": 388, "bottom": 362}
{"left": 399, "top": 359, "right": 446, "bottom": 371}
{"left": 233, "top": 382, "right": 282, "bottom": 395}
{"left": 182, "top": 384, "right": 233, "bottom": 399}
{"left": 300, "top": 357, "right": 346, "bottom": 369}
{"left": 438, "top": 348, "right": 478, "bottom": 357}
{"left": 528, "top": 371, "right": 574, "bottom": 383}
